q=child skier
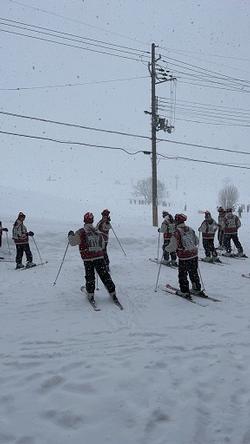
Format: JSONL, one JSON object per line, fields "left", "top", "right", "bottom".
{"left": 68, "top": 212, "right": 121, "bottom": 307}
{"left": 12, "top": 212, "right": 35, "bottom": 269}
{"left": 198, "top": 211, "right": 220, "bottom": 262}
{"left": 96, "top": 209, "right": 111, "bottom": 271}
{"left": 165, "top": 213, "right": 205, "bottom": 299}
{"left": 221, "top": 208, "right": 244, "bottom": 256}
{"left": 158, "top": 211, "right": 177, "bottom": 266}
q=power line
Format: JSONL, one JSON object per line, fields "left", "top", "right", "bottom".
{"left": 0, "top": 75, "right": 150, "bottom": 91}
{"left": 0, "top": 28, "right": 149, "bottom": 63}
{"left": 7, "top": 0, "right": 150, "bottom": 47}
{"left": 1, "top": 109, "right": 250, "bottom": 156}
{"left": 161, "top": 55, "right": 250, "bottom": 87}
{"left": 0, "top": 17, "right": 149, "bottom": 56}
{"left": 157, "top": 153, "right": 250, "bottom": 170}
{"left": 1, "top": 128, "right": 250, "bottom": 171}
{"left": 0, "top": 129, "right": 143, "bottom": 155}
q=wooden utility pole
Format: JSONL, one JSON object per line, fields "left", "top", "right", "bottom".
{"left": 151, "top": 43, "right": 158, "bottom": 227}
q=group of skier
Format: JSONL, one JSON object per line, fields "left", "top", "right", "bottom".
{"left": 158, "top": 207, "right": 245, "bottom": 300}
{"left": 0, "top": 205, "right": 247, "bottom": 307}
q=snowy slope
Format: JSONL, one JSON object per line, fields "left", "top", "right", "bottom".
{"left": 1, "top": 213, "right": 250, "bottom": 444}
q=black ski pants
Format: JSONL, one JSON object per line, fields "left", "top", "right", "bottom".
{"left": 217, "top": 228, "right": 224, "bottom": 246}
{"left": 84, "top": 258, "right": 115, "bottom": 295}
{"left": 202, "top": 238, "right": 217, "bottom": 257}
{"left": 178, "top": 257, "right": 201, "bottom": 293}
{"left": 15, "top": 243, "right": 32, "bottom": 264}
{"left": 224, "top": 233, "right": 243, "bottom": 254}
{"left": 163, "top": 239, "right": 177, "bottom": 261}
{"left": 103, "top": 243, "right": 110, "bottom": 271}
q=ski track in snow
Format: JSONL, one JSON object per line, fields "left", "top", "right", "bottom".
{"left": 1, "top": 224, "right": 250, "bottom": 444}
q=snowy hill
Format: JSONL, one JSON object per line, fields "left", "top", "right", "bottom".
{"left": 1, "top": 213, "right": 250, "bottom": 444}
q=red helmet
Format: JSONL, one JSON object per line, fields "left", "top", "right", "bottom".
{"left": 84, "top": 212, "right": 94, "bottom": 223}
{"left": 101, "top": 209, "right": 110, "bottom": 216}
{"left": 174, "top": 213, "right": 187, "bottom": 224}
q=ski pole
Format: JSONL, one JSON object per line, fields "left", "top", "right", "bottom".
{"left": 197, "top": 263, "right": 206, "bottom": 291}
{"left": 157, "top": 230, "right": 161, "bottom": 261}
{"left": 5, "top": 232, "right": 11, "bottom": 255}
{"left": 96, "top": 272, "right": 99, "bottom": 290}
{"left": 31, "top": 236, "right": 44, "bottom": 264}
{"left": 154, "top": 253, "right": 164, "bottom": 292}
{"left": 53, "top": 242, "right": 69, "bottom": 286}
{"left": 110, "top": 225, "right": 127, "bottom": 256}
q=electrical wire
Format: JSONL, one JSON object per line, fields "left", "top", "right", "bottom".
{"left": 0, "top": 75, "right": 150, "bottom": 91}
{"left": 1, "top": 128, "right": 250, "bottom": 170}
{"left": 0, "top": 28, "right": 149, "bottom": 63}
{"left": 1, "top": 109, "right": 250, "bottom": 156}
{"left": 0, "top": 17, "right": 149, "bottom": 57}
{"left": 7, "top": 0, "right": 150, "bottom": 47}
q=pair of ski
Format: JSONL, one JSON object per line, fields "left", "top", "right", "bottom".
{"left": 149, "top": 258, "right": 178, "bottom": 269}
{"left": 161, "top": 284, "right": 221, "bottom": 306}
{"left": 17, "top": 261, "right": 48, "bottom": 270}
{"left": 199, "top": 257, "right": 225, "bottom": 266}
{"left": 80, "top": 286, "right": 123, "bottom": 311}
{"left": 220, "top": 253, "right": 248, "bottom": 260}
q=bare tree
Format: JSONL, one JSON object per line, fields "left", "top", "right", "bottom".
{"left": 133, "top": 177, "right": 166, "bottom": 204}
{"left": 218, "top": 184, "right": 239, "bottom": 209}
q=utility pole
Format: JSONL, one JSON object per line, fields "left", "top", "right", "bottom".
{"left": 151, "top": 42, "right": 158, "bottom": 227}
{"left": 146, "top": 43, "right": 176, "bottom": 227}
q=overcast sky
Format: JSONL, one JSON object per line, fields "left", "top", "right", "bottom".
{"left": 1, "top": 0, "right": 250, "bottom": 218}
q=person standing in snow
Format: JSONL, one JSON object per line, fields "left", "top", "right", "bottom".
{"left": 68, "top": 212, "right": 120, "bottom": 305}
{"left": 198, "top": 211, "right": 220, "bottom": 262}
{"left": 165, "top": 213, "right": 205, "bottom": 299}
{"left": 96, "top": 209, "right": 111, "bottom": 271}
{"left": 0, "top": 221, "right": 8, "bottom": 249}
{"left": 158, "top": 211, "right": 177, "bottom": 266}
{"left": 12, "top": 212, "right": 35, "bottom": 269}
{"left": 222, "top": 208, "right": 244, "bottom": 256}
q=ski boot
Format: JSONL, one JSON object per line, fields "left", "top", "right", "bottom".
{"left": 16, "top": 263, "right": 25, "bottom": 269}
{"left": 214, "top": 256, "right": 222, "bottom": 263}
{"left": 26, "top": 261, "right": 36, "bottom": 268}
{"left": 191, "top": 288, "right": 208, "bottom": 297}
{"left": 176, "top": 290, "right": 192, "bottom": 300}
{"left": 203, "top": 256, "right": 213, "bottom": 262}
{"left": 170, "top": 260, "right": 178, "bottom": 267}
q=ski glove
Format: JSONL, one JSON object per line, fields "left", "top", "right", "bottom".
{"left": 157, "top": 228, "right": 161, "bottom": 232}
{"left": 68, "top": 230, "right": 74, "bottom": 236}
{"left": 28, "top": 231, "right": 34, "bottom": 236}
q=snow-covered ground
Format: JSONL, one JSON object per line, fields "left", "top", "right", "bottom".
{"left": 1, "top": 213, "right": 250, "bottom": 444}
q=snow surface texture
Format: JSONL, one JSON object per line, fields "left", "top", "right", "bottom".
{"left": 1, "top": 214, "right": 250, "bottom": 444}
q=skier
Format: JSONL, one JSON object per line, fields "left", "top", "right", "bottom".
{"left": 198, "top": 211, "right": 220, "bottom": 262}
{"left": 222, "top": 208, "right": 244, "bottom": 256}
{"left": 0, "top": 221, "right": 8, "bottom": 249}
{"left": 158, "top": 211, "right": 177, "bottom": 266}
{"left": 68, "top": 212, "right": 120, "bottom": 306}
{"left": 217, "top": 207, "right": 225, "bottom": 249}
{"left": 96, "top": 209, "right": 111, "bottom": 271}
{"left": 165, "top": 213, "right": 205, "bottom": 299}
{"left": 238, "top": 206, "right": 243, "bottom": 218}
{"left": 12, "top": 212, "right": 35, "bottom": 269}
